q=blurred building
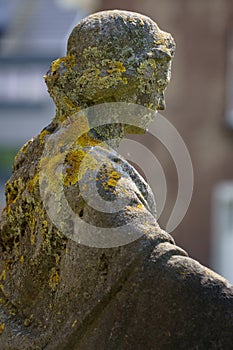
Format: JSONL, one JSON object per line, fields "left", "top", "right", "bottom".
{"left": 100, "top": 0, "right": 233, "bottom": 280}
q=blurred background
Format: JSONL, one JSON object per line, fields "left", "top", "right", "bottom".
{"left": 0, "top": 0, "right": 233, "bottom": 282}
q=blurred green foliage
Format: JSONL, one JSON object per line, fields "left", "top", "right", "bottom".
{"left": 0, "top": 147, "right": 18, "bottom": 179}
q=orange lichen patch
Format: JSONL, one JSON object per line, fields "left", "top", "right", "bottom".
{"left": 107, "top": 171, "right": 121, "bottom": 187}
{"left": 0, "top": 323, "right": 5, "bottom": 335}
{"left": 51, "top": 54, "right": 76, "bottom": 73}
{"left": 49, "top": 268, "right": 60, "bottom": 291}
{"left": 63, "top": 148, "right": 100, "bottom": 185}
{"left": 63, "top": 149, "right": 86, "bottom": 186}
{"left": 51, "top": 58, "right": 64, "bottom": 72}
{"left": 107, "top": 179, "right": 118, "bottom": 187}
{"left": 76, "top": 133, "right": 102, "bottom": 148}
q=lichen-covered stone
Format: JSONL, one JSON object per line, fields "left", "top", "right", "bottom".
{"left": 0, "top": 10, "right": 233, "bottom": 350}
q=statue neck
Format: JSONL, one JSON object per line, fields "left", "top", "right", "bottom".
{"left": 88, "top": 124, "right": 125, "bottom": 150}
{"left": 51, "top": 109, "right": 125, "bottom": 151}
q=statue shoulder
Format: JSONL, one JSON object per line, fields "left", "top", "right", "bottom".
{"left": 64, "top": 144, "right": 156, "bottom": 218}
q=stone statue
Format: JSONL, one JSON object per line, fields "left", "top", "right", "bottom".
{"left": 0, "top": 10, "right": 233, "bottom": 350}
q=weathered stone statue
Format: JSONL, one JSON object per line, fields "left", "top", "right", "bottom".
{"left": 0, "top": 10, "right": 233, "bottom": 350}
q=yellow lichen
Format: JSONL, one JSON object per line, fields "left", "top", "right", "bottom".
{"left": 83, "top": 46, "right": 99, "bottom": 58}
{"left": 24, "top": 318, "right": 30, "bottom": 327}
{"left": 0, "top": 270, "right": 6, "bottom": 281}
{"left": 138, "top": 58, "right": 157, "bottom": 72}
{"left": 126, "top": 205, "right": 144, "bottom": 213}
{"left": 6, "top": 178, "right": 24, "bottom": 206}
{"left": 20, "top": 255, "right": 25, "bottom": 263}
{"left": 154, "top": 35, "right": 168, "bottom": 50}
{"left": 30, "top": 234, "right": 35, "bottom": 245}
{"left": 39, "top": 129, "right": 50, "bottom": 144}
{"left": 23, "top": 314, "right": 33, "bottom": 327}
{"left": 63, "top": 149, "right": 86, "bottom": 186}
{"left": 72, "top": 319, "right": 78, "bottom": 328}
{"left": 51, "top": 58, "right": 63, "bottom": 72}
{"left": 107, "top": 61, "right": 126, "bottom": 74}
{"left": 110, "top": 171, "right": 121, "bottom": 179}
{"left": 0, "top": 323, "right": 5, "bottom": 335}
{"left": 42, "top": 220, "right": 48, "bottom": 227}
{"left": 9, "top": 309, "right": 16, "bottom": 316}
{"left": 51, "top": 54, "right": 76, "bottom": 73}
{"left": 62, "top": 95, "right": 78, "bottom": 110}
{"left": 106, "top": 170, "right": 121, "bottom": 188}
{"left": 122, "top": 77, "right": 128, "bottom": 84}
{"left": 40, "top": 152, "right": 64, "bottom": 191}
{"left": 41, "top": 220, "right": 48, "bottom": 239}
{"left": 5, "top": 259, "right": 12, "bottom": 270}
{"left": 76, "top": 133, "right": 101, "bottom": 148}
{"left": 28, "top": 213, "right": 36, "bottom": 232}
{"left": 107, "top": 179, "right": 118, "bottom": 187}
{"left": 49, "top": 268, "right": 60, "bottom": 291}
{"left": 63, "top": 148, "right": 100, "bottom": 186}
{"left": 66, "top": 54, "right": 76, "bottom": 69}
{"left": 27, "top": 173, "right": 39, "bottom": 193}
{"left": 54, "top": 253, "right": 61, "bottom": 265}
{"left": 76, "top": 55, "right": 128, "bottom": 99}
{"left": 63, "top": 133, "right": 101, "bottom": 186}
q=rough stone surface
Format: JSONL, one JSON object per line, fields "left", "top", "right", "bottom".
{"left": 0, "top": 10, "right": 233, "bottom": 350}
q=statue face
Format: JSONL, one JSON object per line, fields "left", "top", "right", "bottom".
{"left": 155, "top": 59, "right": 172, "bottom": 111}
{"left": 123, "top": 58, "right": 172, "bottom": 135}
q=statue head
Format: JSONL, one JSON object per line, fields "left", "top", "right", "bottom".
{"left": 45, "top": 10, "right": 175, "bottom": 128}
